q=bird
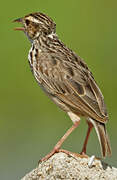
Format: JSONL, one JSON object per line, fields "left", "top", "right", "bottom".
{"left": 14, "top": 12, "right": 111, "bottom": 161}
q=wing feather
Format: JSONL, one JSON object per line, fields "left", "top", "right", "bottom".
{"left": 33, "top": 52, "right": 108, "bottom": 123}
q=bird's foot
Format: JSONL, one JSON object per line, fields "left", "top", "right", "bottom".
{"left": 39, "top": 149, "right": 88, "bottom": 164}
{"left": 39, "top": 147, "right": 59, "bottom": 163}
{"left": 79, "top": 151, "right": 89, "bottom": 158}
{"left": 38, "top": 148, "right": 72, "bottom": 163}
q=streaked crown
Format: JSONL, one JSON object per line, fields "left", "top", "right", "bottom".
{"left": 14, "top": 12, "right": 56, "bottom": 41}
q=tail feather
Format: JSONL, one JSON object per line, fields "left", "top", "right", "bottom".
{"left": 89, "top": 118, "right": 112, "bottom": 157}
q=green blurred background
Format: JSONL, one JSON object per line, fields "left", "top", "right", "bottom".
{"left": 1, "top": 0, "right": 117, "bottom": 179}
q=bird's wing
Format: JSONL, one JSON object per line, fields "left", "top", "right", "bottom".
{"left": 35, "top": 52, "right": 108, "bottom": 123}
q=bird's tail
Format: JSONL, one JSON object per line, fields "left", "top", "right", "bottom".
{"left": 89, "top": 118, "right": 112, "bottom": 157}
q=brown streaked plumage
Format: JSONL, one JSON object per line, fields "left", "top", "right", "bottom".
{"left": 14, "top": 12, "right": 111, "bottom": 161}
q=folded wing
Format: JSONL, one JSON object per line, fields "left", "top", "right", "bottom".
{"left": 34, "top": 52, "right": 108, "bottom": 123}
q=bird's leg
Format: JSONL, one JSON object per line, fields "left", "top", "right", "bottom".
{"left": 81, "top": 121, "right": 93, "bottom": 155}
{"left": 39, "top": 120, "right": 80, "bottom": 162}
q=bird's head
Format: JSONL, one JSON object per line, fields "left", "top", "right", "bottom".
{"left": 14, "top": 12, "right": 56, "bottom": 41}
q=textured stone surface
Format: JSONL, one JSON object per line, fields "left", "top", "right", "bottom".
{"left": 21, "top": 152, "right": 117, "bottom": 180}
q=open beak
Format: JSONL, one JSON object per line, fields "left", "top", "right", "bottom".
{"left": 13, "top": 18, "right": 25, "bottom": 31}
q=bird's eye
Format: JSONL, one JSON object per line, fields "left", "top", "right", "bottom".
{"left": 25, "top": 19, "right": 30, "bottom": 26}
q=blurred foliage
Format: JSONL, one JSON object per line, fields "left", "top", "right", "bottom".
{"left": 0, "top": 0, "right": 117, "bottom": 179}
